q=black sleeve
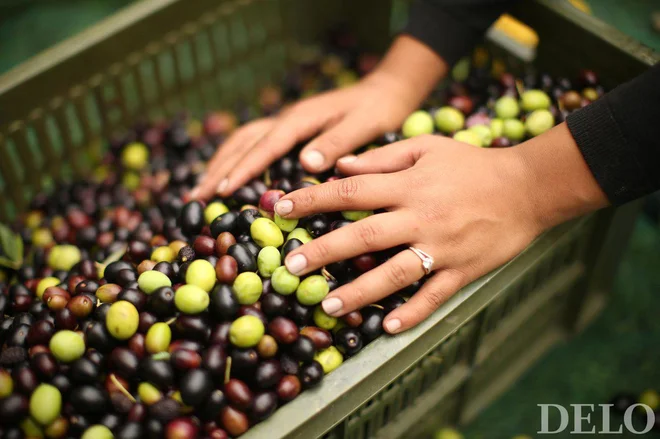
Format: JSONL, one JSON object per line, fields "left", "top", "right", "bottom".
{"left": 402, "top": 0, "right": 518, "bottom": 66}
{"left": 566, "top": 62, "right": 660, "bottom": 205}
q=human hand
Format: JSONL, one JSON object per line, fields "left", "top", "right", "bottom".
{"left": 190, "top": 35, "right": 447, "bottom": 200}
{"left": 272, "top": 123, "right": 607, "bottom": 334}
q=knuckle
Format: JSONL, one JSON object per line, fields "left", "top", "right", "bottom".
{"left": 354, "top": 222, "right": 380, "bottom": 249}
{"left": 310, "top": 238, "right": 331, "bottom": 261}
{"left": 335, "top": 178, "right": 361, "bottom": 204}
{"left": 422, "top": 290, "right": 445, "bottom": 311}
{"left": 346, "top": 284, "right": 368, "bottom": 308}
{"left": 320, "top": 133, "right": 345, "bottom": 152}
{"left": 385, "top": 262, "right": 409, "bottom": 289}
{"left": 294, "top": 188, "right": 316, "bottom": 209}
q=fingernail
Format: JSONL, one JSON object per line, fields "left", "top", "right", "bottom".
{"left": 338, "top": 155, "right": 357, "bottom": 164}
{"left": 286, "top": 253, "right": 307, "bottom": 275}
{"left": 322, "top": 297, "right": 343, "bottom": 315}
{"left": 275, "top": 200, "right": 293, "bottom": 216}
{"left": 384, "top": 318, "right": 401, "bottom": 334}
{"left": 189, "top": 188, "right": 200, "bottom": 199}
{"left": 217, "top": 179, "right": 228, "bottom": 194}
{"left": 302, "top": 150, "right": 324, "bottom": 170}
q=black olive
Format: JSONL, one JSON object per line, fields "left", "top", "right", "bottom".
{"left": 201, "top": 345, "right": 227, "bottom": 380}
{"left": 199, "top": 389, "right": 227, "bottom": 421}
{"left": 179, "top": 201, "right": 205, "bottom": 237}
{"left": 243, "top": 240, "right": 261, "bottom": 258}
{"left": 231, "top": 348, "right": 259, "bottom": 376}
{"left": 299, "top": 361, "right": 324, "bottom": 389}
{"left": 290, "top": 335, "right": 316, "bottom": 362}
{"left": 226, "top": 244, "right": 257, "bottom": 273}
{"left": 50, "top": 374, "right": 72, "bottom": 396}
{"left": 148, "top": 287, "right": 176, "bottom": 318}
{"left": 100, "top": 412, "right": 123, "bottom": 432}
{"left": 269, "top": 156, "right": 295, "bottom": 180}
{"left": 175, "top": 315, "right": 211, "bottom": 342}
{"left": 31, "top": 352, "right": 59, "bottom": 380}
{"left": 237, "top": 209, "right": 262, "bottom": 234}
{"left": 68, "top": 414, "right": 92, "bottom": 436}
{"left": 145, "top": 418, "right": 165, "bottom": 439}
{"left": 210, "top": 211, "right": 239, "bottom": 238}
{"left": 69, "top": 385, "right": 108, "bottom": 415}
{"left": 177, "top": 246, "right": 195, "bottom": 264}
{"left": 279, "top": 352, "right": 299, "bottom": 376}
{"left": 359, "top": 306, "right": 384, "bottom": 343}
{"left": 261, "top": 293, "right": 289, "bottom": 318}
{"left": 7, "top": 324, "right": 30, "bottom": 348}
{"left": 0, "top": 394, "right": 28, "bottom": 424}
{"left": 153, "top": 261, "right": 176, "bottom": 279}
{"left": 378, "top": 294, "right": 406, "bottom": 314}
{"left": 148, "top": 398, "right": 181, "bottom": 422}
{"left": 232, "top": 186, "right": 259, "bottom": 206}
{"left": 116, "top": 421, "right": 144, "bottom": 439}
{"left": 335, "top": 328, "right": 363, "bottom": 356}
{"left": 179, "top": 369, "right": 214, "bottom": 407}
{"left": 85, "top": 321, "right": 117, "bottom": 353}
{"left": 288, "top": 299, "right": 313, "bottom": 326}
{"left": 70, "top": 358, "right": 100, "bottom": 384}
{"left": 208, "top": 284, "right": 239, "bottom": 321}
{"left": 281, "top": 238, "right": 303, "bottom": 260}
{"left": 254, "top": 360, "right": 282, "bottom": 389}
{"left": 140, "top": 358, "right": 174, "bottom": 389}
{"left": 303, "top": 213, "right": 330, "bottom": 238}
{"left": 115, "top": 269, "right": 138, "bottom": 288}
{"left": 104, "top": 261, "right": 134, "bottom": 284}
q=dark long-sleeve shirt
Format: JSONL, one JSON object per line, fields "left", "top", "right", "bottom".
{"left": 404, "top": 0, "right": 660, "bottom": 205}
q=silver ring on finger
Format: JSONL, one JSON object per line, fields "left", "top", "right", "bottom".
{"left": 408, "top": 247, "right": 434, "bottom": 275}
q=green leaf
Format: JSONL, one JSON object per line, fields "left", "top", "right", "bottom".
{"left": 0, "top": 223, "right": 23, "bottom": 265}
{"left": 0, "top": 255, "right": 21, "bottom": 270}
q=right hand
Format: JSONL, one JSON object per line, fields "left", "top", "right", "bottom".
{"left": 190, "top": 70, "right": 422, "bottom": 200}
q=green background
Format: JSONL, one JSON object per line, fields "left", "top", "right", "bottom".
{"left": 1, "top": 1, "right": 659, "bottom": 438}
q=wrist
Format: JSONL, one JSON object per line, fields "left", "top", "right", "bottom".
{"left": 511, "top": 123, "right": 609, "bottom": 232}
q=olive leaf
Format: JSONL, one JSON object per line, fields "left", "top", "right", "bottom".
{"left": 95, "top": 244, "right": 128, "bottom": 279}
{"left": 0, "top": 223, "right": 24, "bottom": 269}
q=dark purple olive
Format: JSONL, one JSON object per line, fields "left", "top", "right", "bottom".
{"left": 116, "top": 421, "right": 144, "bottom": 439}
{"left": 118, "top": 288, "right": 147, "bottom": 311}
{"left": 299, "top": 361, "right": 324, "bottom": 389}
{"left": 202, "top": 345, "right": 227, "bottom": 380}
{"left": 139, "top": 311, "right": 158, "bottom": 333}
{"left": 224, "top": 379, "right": 253, "bottom": 410}
{"left": 171, "top": 349, "right": 202, "bottom": 372}
{"left": 179, "top": 369, "right": 214, "bottom": 407}
{"left": 254, "top": 360, "right": 282, "bottom": 390}
{"left": 335, "top": 328, "right": 363, "bottom": 356}
{"left": 70, "top": 357, "right": 100, "bottom": 384}
{"left": 209, "top": 322, "right": 231, "bottom": 346}
{"left": 280, "top": 238, "right": 303, "bottom": 260}
{"left": 104, "top": 261, "right": 134, "bottom": 284}
{"left": 231, "top": 348, "right": 259, "bottom": 375}
{"left": 199, "top": 389, "right": 227, "bottom": 421}
{"left": 100, "top": 413, "right": 123, "bottom": 432}
{"left": 148, "top": 398, "right": 181, "bottom": 422}
{"left": 210, "top": 212, "right": 239, "bottom": 238}
{"left": 153, "top": 261, "right": 176, "bottom": 279}
{"left": 251, "top": 391, "right": 278, "bottom": 422}
{"left": 175, "top": 314, "right": 211, "bottom": 342}
{"left": 148, "top": 287, "right": 176, "bottom": 318}
{"left": 0, "top": 394, "right": 28, "bottom": 425}
{"left": 232, "top": 186, "right": 259, "bottom": 206}
{"left": 359, "top": 306, "right": 384, "bottom": 343}
{"left": 50, "top": 373, "right": 72, "bottom": 396}
{"left": 261, "top": 293, "right": 289, "bottom": 318}
{"left": 128, "top": 240, "right": 151, "bottom": 263}
{"left": 7, "top": 324, "right": 30, "bottom": 348}
{"left": 69, "top": 385, "right": 108, "bottom": 415}
{"left": 209, "top": 285, "right": 240, "bottom": 321}
{"left": 268, "top": 317, "right": 298, "bottom": 344}
{"left": 140, "top": 358, "right": 174, "bottom": 389}
{"left": 279, "top": 352, "right": 299, "bottom": 376}
{"left": 31, "top": 352, "right": 59, "bottom": 380}
{"left": 237, "top": 209, "right": 261, "bottom": 234}
{"left": 377, "top": 295, "right": 406, "bottom": 315}
{"left": 26, "top": 319, "right": 54, "bottom": 346}
{"left": 226, "top": 244, "right": 256, "bottom": 273}
{"left": 85, "top": 321, "right": 117, "bottom": 352}
{"left": 290, "top": 335, "right": 316, "bottom": 362}
{"left": 12, "top": 367, "right": 38, "bottom": 394}
{"left": 180, "top": 201, "right": 205, "bottom": 236}
{"left": 288, "top": 299, "right": 313, "bottom": 326}
{"left": 110, "top": 347, "right": 140, "bottom": 379}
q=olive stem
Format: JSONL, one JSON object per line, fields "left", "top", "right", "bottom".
{"left": 110, "top": 373, "right": 137, "bottom": 403}
{"left": 224, "top": 356, "right": 232, "bottom": 384}
{"left": 371, "top": 304, "right": 384, "bottom": 310}
{"left": 515, "top": 78, "right": 526, "bottom": 97}
{"left": 165, "top": 317, "right": 177, "bottom": 326}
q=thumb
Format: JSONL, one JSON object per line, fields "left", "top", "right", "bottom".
{"left": 337, "top": 137, "right": 429, "bottom": 176}
{"left": 299, "top": 113, "right": 383, "bottom": 173}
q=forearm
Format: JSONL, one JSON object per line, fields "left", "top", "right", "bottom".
{"left": 366, "top": 35, "right": 448, "bottom": 108}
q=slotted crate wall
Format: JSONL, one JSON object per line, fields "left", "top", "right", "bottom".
{"left": 0, "top": 1, "right": 655, "bottom": 438}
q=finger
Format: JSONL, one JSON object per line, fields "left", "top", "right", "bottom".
{"left": 284, "top": 212, "right": 413, "bottom": 276}
{"left": 274, "top": 174, "right": 399, "bottom": 219}
{"left": 320, "top": 249, "right": 426, "bottom": 317}
{"left": 220, "top": 111, "right": 334, "bottom": 196}
{"left": 336, "top": 137, "right": 429, "bottom": 176}
{"left": 191, "top": 119, "right": 274, "bottom": 199}
{"left": 299, "top": 112, "right": 383, "bottom": 173}
{"left": 383, "top": 269, "right": 467, "bottom": 334}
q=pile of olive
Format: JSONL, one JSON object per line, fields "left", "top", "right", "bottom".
{"left": 0, "top": 41, "right": 605, "bottom": 439}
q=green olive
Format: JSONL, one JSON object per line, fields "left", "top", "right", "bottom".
{"left": 313, "top": 346, "right": 343, "bottom": 374}
{"left": 49, "top": 330, "right": 85, "bottom": 362}
{"left": 502, "top": 119, "right": 525, "bottom": 141}
{"left": 121, "top": 171, "right": 141, "bottom": 191}
{"left": 232, "top": 272, "right": 263, "bottom": 304}
{"left": 453, "top": 130, "right": 483, "bottom": 147}
{"left": 121, "top": 142, "right": 149, "bottom": 171}
{"left": 138, "top": 382, "right": 163, "bottom": 405}
{"left": 494, "top": 96, "right": 520, "bottom": 119}
{"left": 434, "top": 428, "right": 464, "bottom": 439}
{"left": 106, "top": 300, "right": 140, "bottom": 340}
{"left": 467, "top": 125, "right": 493, "bottom": 147}
{"left": 205, "top": 201, "right": 230, "bottom": 225}
{"left": 341, "top": 211, "right": 373, "bottom": 222}
{"left": 81, "top": 425, "right": 114, "bottom": 439}
{"left": 151, "top": 246, "right": 175, "bottom": 263}
{"left": 36, "top": 277, "right": 60, "bottom": 300}
{"left": 145, "top": 322, "right": 172, "bottom": 354}
{"left": 257, "top": 246, "right": 281, "bottom": 278}
{"left": 21, "top": 417, "right": 43, "bottom": 438}
{"left": 296, "top": 275, "right": 330, "bottom": 305}
{"left": 520, "top": 89, "right": 551, "bottom": 111}
{"left": 185, "top": 259, "right": 217, "bottom": 292}
{"left": 524, "top": 109, "right": 554, "bottom": 137}
{"left": 251, "top": 217, "right": 284, "bottom": 248}
{"left": 0, "top": 369, "right": 13, "bottom": 398}
{"left": 313, "top": 305, "right": 337, "bottom": 330}
{"left": 434, "top": 106, "right": 465, "bottom": 133}
{"left": 286, "top": 228, "right": 313, "bottom": 244}
{"left": 490, "top": 118, "right": 504, "bottom": 138}
{"left": 274, "top": 213, "right": 298, "bottom": 232}
{"left": 47, "top": 245, "right": 81, "bottom": 271}
{"left": 229, "top": 315, "right": 265, "bottom": 348}
{"left": 138, "top": 270, "right": 172, "bottom": 294}
{"left": 401, "top": 110, "right": 434, "bottom": 138}
{"left": 271, "top": 266, "right": 300, "bottom": 295}
{"left": 174, "top": 284, "right": 210, "bottom": 314}
{"left": 30, "top": 383, "right": 62, "bottom": 425}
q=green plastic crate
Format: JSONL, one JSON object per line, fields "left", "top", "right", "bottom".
{"left": 0, "top": 1, "right": 657, "bottom": 438}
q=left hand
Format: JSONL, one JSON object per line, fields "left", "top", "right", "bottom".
{"left": 273, "top": 134, "right": 545, "bottom": 334}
